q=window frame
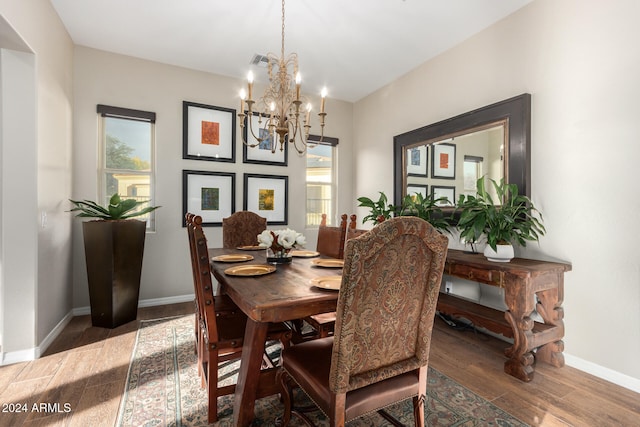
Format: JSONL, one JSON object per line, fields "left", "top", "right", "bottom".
{"left": 305, "top": 135, "right": 339, "bottom": 227}
{"left": 97, "top": 104, "right": 157, "bottom": 231}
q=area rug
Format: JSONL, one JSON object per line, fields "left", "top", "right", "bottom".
{"left": 116, "top": 315, "right": 528, "bottom": 426}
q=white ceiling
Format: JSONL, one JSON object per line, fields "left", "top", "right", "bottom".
{"left": 50, "top": 0, "right": 532, "bottom": 102}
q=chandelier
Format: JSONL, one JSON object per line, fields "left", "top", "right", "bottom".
{"left": 238, "top": 0, "right": 327, "bottom": 155}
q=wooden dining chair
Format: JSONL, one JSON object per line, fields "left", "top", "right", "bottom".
{"left": 300, "top": 214, "right": 368, "bottom": 341}
{"left": 186, "top": 213, "right": 292, "bottom": 423}
{"left": 291, "top": 214, "right": 348, "bottom": 342}
{"left": 222, "top": 210, "right": 267, "bottom": 249}
{"left": 315, "top": 213, "right": 348, "bottom": 259}
{"left": 278, "top": 216, "right": 449, "bottom": 426}
{"left": 346, "top": 213, "right": 369, "bottom": 241}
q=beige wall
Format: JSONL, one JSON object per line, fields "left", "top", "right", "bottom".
{"left": 0, "top": 0, "right": 73, "bottom": 359}
{"left": 352, "top": 0, "right": 640, "bottom": 389}
{"left": 72, "top": 46, "right": 354, "bottom": 307}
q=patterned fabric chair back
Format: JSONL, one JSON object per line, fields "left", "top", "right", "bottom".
{"left": 222, "top": 211, "right": 267, "bottom": 249}
{"left": 329, "top": 216, "right": 448, "bottom": 393}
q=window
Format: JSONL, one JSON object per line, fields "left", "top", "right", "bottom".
{"left": 463, "top": 155, "right": 483, "bottom": 195}
{"left": 306, "top": 136, "right": 338, "bottom": 227}
{"left": 97, "top": 105, "right": 157, "bottom": 230}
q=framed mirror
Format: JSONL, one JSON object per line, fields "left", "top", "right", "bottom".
{"left": 393, "top": 94, "right": 531, "bottom": 208}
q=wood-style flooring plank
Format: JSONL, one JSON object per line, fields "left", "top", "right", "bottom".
{"left": 86, "top": 329, "right": 136, "bottom": 387}
{"left": 67, "top": 380, "right": 125, "bottom": 427}
{"left": 24, "top": 348, "right": 101, "bottom": 423}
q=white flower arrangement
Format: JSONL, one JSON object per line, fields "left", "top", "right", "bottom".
{"left": 257, "top": 228, "right": 306, "bottom": 256}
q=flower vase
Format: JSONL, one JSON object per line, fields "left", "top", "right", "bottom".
{"left": 266, "top": 247, "right": 293, "bottom": 264}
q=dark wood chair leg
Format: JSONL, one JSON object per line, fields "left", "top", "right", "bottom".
{"left": 277, "top": 369, "right": 293, "bottom": 427}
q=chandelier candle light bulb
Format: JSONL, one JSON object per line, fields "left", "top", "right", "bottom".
{"left": 239, "top": 88, "right": 246, "bottom": 113}
{"left": 247, "top": 71, "right": 254, "bottom": 100}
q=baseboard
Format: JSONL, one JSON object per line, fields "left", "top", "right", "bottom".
{"left": 72, "top": 293, "right": 195, "bottom": 316}
{"left": 38, "top": 310, "right": 75, "bottom": 357}
{"left": 565, "top": 353, "right": 640, "bottom": 394}
{"left": 2, "top": 348, "right": 37, "bottom": 366}
{"left": 2, "top": 310, "right": 74, "bottom": 366}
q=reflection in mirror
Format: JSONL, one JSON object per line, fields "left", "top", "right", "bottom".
{"left": 393, "top": 94, "right": 531, "bottom": 209}
{"left": 404, "top": 122, "right": 506, "bottom": 206}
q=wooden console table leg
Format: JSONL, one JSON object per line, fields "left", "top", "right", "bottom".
{"left": 503, "top": 277, "right": 536, "bottom": 382}
{"left": 535, "top": 284, "right": 565, "bottom": 368}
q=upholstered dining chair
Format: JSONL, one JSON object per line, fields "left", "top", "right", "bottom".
{"left": 186, "top": 213, "right": 292, "bottom": 423}
{"left": 222, "top": 210, "right": 267, "bottom": 249}
{"left": 278, "top": 216, "right": 449, "bottom": 426}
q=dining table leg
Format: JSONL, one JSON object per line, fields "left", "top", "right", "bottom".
{"left": 233, "top": 318, "right": 269, "bottom": 427}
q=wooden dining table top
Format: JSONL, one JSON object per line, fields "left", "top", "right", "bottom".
{"left": 208, "top": 247, "right": 341, "bottom": 323}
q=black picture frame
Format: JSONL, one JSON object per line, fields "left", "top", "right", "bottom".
{"left": 431, "top": 143, "right": 456, "bottom": 179}
{"left": 243, "top": 173, "right": 288, "bottom": 225}
{"left": 406, "top": 184, "right": 429, "bottom": 198}
{"left": 182, "top": 101, "right": 236, "bottom": 163}
{"left": 242, "top": 112, "right": 288, "bottom": 166}
{"left": 182, "top": 170, "right": 236, "bottom": 226}
{"left": 406, "top": 145, "right": 428, "bottom": 177}
{"left": 431, "top": 185, "right": 456, "bottom": 207}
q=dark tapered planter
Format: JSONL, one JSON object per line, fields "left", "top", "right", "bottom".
{"left": 83, "top": 220, "right": 146, "bottom": 328}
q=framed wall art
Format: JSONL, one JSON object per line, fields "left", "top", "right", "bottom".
{"left": 406, "top": 184, "right": 428, "bottom": 199}
{"left": 243, "top": 173, "right": 288, "bottom": 225}
{"left": 432, "top": 142, "right": 456, "bottom": 179}
{"left": 182, "top": 170, "right": 235, "bottom": 226}
{"left": 406, "top": 145, "right": 428, "bottom": 177}
{"left": 183, "top": 101, "right": 236, "bottom": 162}
{"left": 242, "top": 112, "right": 288, "bottom": 166}
{"left": 431, "top": 185, "right": 456, "bottom": 207}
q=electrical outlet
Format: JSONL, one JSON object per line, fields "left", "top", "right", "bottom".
{"left": 445, "top": 281, "right": 453, "bottom": 294}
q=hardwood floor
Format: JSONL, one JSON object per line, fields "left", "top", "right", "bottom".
{"left": 0, "top": 302, "right": 638, "bottom": 426}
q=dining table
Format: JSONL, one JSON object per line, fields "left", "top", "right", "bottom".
{"left": 208, "top": 247, "right": 342, "bottom": 426}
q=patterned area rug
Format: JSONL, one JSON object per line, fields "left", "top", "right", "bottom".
{"left": 116, "top": 315, "right": 528, "bottom": 426}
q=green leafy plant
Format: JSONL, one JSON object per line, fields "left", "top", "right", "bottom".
{"left": 69, "top": 193, "right": 161, "bottom": 220}
{"left": 399, "top": 192, "right": 452, "bottom": 234}
{"left": 357, "top": 192, "right": 397, "bottom": 225}
{"left": 456, "top": 177, "right": 545, "bottom": 251}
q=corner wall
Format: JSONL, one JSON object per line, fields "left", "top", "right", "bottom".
{"left": 0, "top": 0, "right": 74, "bottom": 361}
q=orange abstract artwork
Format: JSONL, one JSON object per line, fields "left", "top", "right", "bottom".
{"left": 201, "top": 121, "right": 220, "bottom": 145}
{"left": 439, "top": 153, "right": 449, "bottom": 169}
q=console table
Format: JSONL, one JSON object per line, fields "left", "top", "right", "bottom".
{"left": 437, "top": 249, "right": 571, "bottom": 382}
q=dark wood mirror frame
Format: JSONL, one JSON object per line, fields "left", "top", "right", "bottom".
{"left": 393, "top": 93, "right": 531, "bottom": 208}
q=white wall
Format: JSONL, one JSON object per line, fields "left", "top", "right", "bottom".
{"left": 72, "top": 47, "right": 354, "bottom": 307}
{"left": 0, "top": 0, "right": 74, "bottom": 360}
{"left": 352, "top": 0, "right": 640, "bottom": 389}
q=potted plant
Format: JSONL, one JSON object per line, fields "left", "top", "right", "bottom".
{"left": 456, "top": 177, "right": 545, "bottom": 262}
{"left": 398, "top": 192, "right": 452, "bottom": 234}
{"left": 357, "top": 191, "right": 453, "bottom": 234}
{"left": 357, "top": 192, "right": 397, "bottom": 225}
{"left": 69, "top": 193, "right": 160, "bottom": 328}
